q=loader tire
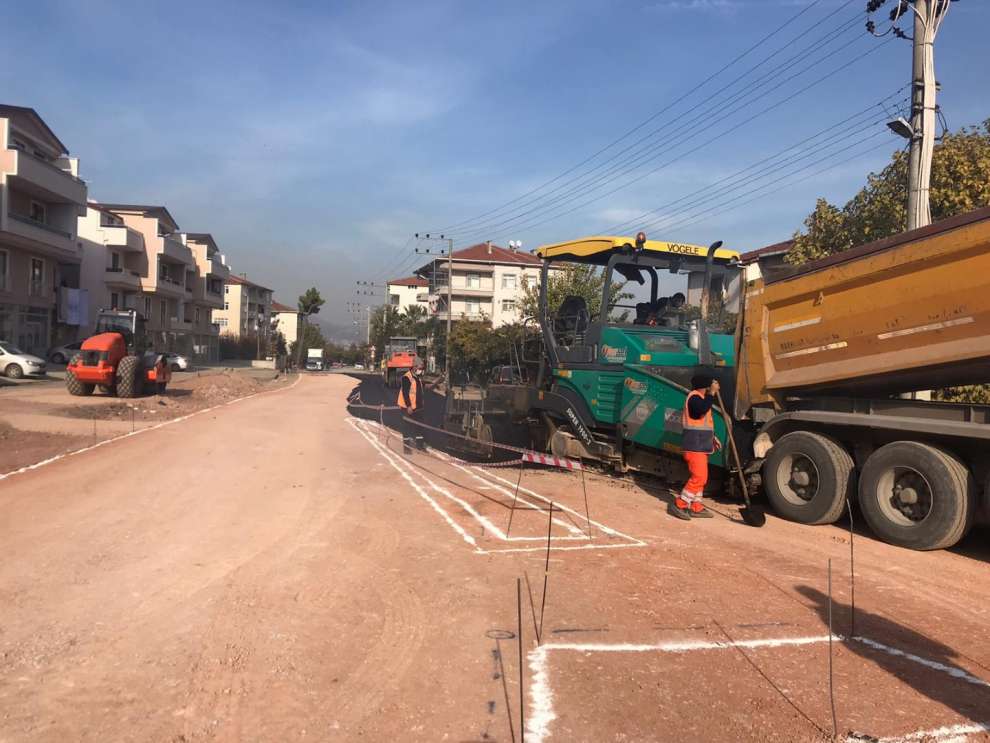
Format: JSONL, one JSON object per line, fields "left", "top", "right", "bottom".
{"left": 763, "top": 431, "right": 854, "bottom": 525}
{"left": 858, "top": 442, "right": 975, "bottom": 551}
{"left": 116, "top": 355, "right": 142, "bottom": 398}
{"left": 66, "top": 370, "right": 95, "bottom": 396}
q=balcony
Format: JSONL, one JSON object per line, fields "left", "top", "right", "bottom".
{"left": 431, "top": 284, "right": 493, "bottom": 298}
{"left": 206, "top": 258, "right": 230, "bottom": 280}
{"left": 100, "top": 225, "right": 145, "bottom": 252}
{"left": 160, "top": 235, "right": 194, "bottom": 265}
{"left": 3, "top": 212, "right": 75, "bottom": 257}
{"left": 9, "top": 149, "right": 87, "bottom": 205}
{"left": 105, "top": 267, "right": 142, "bottom": 290}
{"left": 431, "top": 310, "right": 488, "bottom": 322}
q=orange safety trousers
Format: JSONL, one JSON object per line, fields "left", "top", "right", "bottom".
{"left": 676, "top": 451, "right": 710, "bottom": 512}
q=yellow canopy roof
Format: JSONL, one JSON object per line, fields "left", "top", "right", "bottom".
{"left": 535, "top": 236, "right": 739, "bottom": 263}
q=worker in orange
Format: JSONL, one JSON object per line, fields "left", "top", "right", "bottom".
{"left": 397, "top": 359, "right": 426, "bottom": 454}
{"left": 669, "top": 374, "right": 722, "bottom": 520}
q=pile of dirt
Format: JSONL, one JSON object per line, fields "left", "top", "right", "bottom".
{"left": 0, "top": 421, "right": 90, "bottom": 475}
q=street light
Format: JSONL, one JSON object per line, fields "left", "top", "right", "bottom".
{"left": 886, "top": 116, "right": 915, "bottom": 140}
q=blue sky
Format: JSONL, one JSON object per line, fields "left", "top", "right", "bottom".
{"left": 2, "top": 0, "right": 987, "bottom": 335}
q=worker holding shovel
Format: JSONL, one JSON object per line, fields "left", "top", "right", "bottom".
{"left": 669, "top": 374, "right": 722, "bottom": 520}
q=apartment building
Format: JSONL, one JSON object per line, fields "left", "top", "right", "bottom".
{"left": 213, "top": 274, "right": 273, "bottom": 339}
{"left": 0, "top": 105, "right": 88, "bottom": 355}
{"left": 76, "top": 204, "right": 229, "bottom": 362}
{"left": 414, "top": 242, "right": 543, "bottom": 328}
{"left": 271, "top": 301, "right": 301, "bottom": 348}
{"left": 386, "top": 276, "right": 429, "bottom": 313}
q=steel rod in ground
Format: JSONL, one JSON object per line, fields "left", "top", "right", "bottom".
{"left": 524, "top": 572, "right": 540, "bottom": 643}
{"left": 538, "top": 502, "right": 553, "bottom": 643}
{"left": 847, "top": 500, "right": 855, "bottom": 638}
{"left": 580, "top": 466, "right": 592, "bottom": 538}
{"left": 828, "top": 559, "right": 838, "bottom": 740}
{"left": 505, "top": 460, "right": 524, "bottom": 536}
{"left": 517, "top": 577, "right": 525, "bottom": 742}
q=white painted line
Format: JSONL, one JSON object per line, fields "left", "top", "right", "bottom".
{"left": 846, "top": 722, "right": 990, "bottom": 743}
{"left": 877, "top": 316, "right": 974, "bottom": 340}
{"left": 347, "top": 417, "right": 479, "bottom": 550}
{"left": 776, "top": 340, "right": 848, "bottom": 360}
{"left": 853, "top": 636, "right": 990, "bottom": 688}
{"left": 772, "top": 317, "right": 822, "bottom": 333}
{"left": 0, "top": 373, "right": 303, "bottom": 482}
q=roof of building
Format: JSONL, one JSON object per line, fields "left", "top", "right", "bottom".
{"left": 388, "top": 276, "right": 429, "bottom": 287}
{"left": 449, "top": 242, "right": 543, "bottom": 266}
{"left": 97, "top": 203, "right": 180, "bottom": 232}
{"left": 226, "top": 274, "right": 273, "bottom": 292}
{"left": 271, "top": 301, "right": 298, "bottom": 313}
{"left": 184, "top": 232, "right": 219, "bottom": 252}
{"left": 739, "top": 239, "right": 795, "bottom": 265}
{"left": 0, "top": 104, "right": 70, "bottom": 154}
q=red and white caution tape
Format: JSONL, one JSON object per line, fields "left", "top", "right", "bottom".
{"left": 521, "top": 451, "right": 585, "bottom": 471}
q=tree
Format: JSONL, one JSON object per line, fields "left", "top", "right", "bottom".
{"left": 294, "top": 287, "right": 326, "bottom": 369}
{"left": 447, "top": 319, "right": 519, "bottom": 384}
{"left": 519, "top": 264, "right": 631, "bottom": 322}
{"left": 288, "top": 322, "right": 327, "bottom": 364}
{"left": 789, "top": 119, "right": 990, "bottom": 264}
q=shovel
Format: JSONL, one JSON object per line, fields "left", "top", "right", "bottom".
{"left": 715, "top": 389, "right": 766, "bottom": 527}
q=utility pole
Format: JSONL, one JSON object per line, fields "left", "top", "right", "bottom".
{"left": 414, "top": 233, "right": 454, "bottom": 385}
{"left": 868, "top": 0, "right": 954, "bottom": 231}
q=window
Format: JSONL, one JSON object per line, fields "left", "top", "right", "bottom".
{"left": 29, "top": 201, "right": 47, "bottom": 224}
{"left": 502, "top": 299, "right": 516, "bottom": 312}
{"left": 159, "top": 299, "right": 167, "bottom": 326}
{"left": 110, "top": 252, "right": 121, "bottom": 270}
{"left": 502, "top": 274, "right": 517, "bottom": 290}
{"left": 0, "top": 249, "right": 7, "bottom": 291}
{"left": 218, "top": 317, "right": 228, "bottom": 327}
{"left": 224, "top": 285, "right": 229, "bottom": 294}
{"left": 466, "top": 273, "right": 480, "bottom": 289}
{"left": 465, "top": 299, "right": 481, "bottom": 315}
{"left": 29, "top": 258, "right": 45, "bottom": 296}
{"left": 224, "top": 302, "right": 229, "bottom": 310}
{"left": 110, "top": 292, "right": 119, "bottom": 309}
{"left": 195, "top": 307, "right": 201, "bottom": 324}
{"left": 143, "top": 297, "right": 152, "bottom": 319}
{"left": 390, "top": 293, "right": 400, "bottom": 306}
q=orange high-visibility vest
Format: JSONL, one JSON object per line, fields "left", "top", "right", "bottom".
{"left": 681, "top": 389, "right": 714, "bottom": 453}
{"left": 397, "top": 370, "right": 419, "bottom": 411}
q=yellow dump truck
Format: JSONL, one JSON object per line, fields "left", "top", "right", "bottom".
{"left": 736, "top": 205, "right": 990, "bottom": 550}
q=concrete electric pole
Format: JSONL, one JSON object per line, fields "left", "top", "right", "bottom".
{"left": 868, "top": 0, "right": 954, "bottom": 231}
{"left": 414, "top": 233, "right": 454, "bottom": 386}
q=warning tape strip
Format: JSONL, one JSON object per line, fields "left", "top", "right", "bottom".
{"left": 346, "top": 390, "right": 585, "bottom": 472}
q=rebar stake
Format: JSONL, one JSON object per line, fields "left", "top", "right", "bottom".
{"left": 828, "top": 559, "right": 838, "bottom": 741}
{"left": 538, "top": 503, "right": 553, "bottom": 643}
{"left": 517, "top": 577, "right": 525, "bottom": 742}
{"left": 506, "top": 460, "right": 524, "bottom": 536}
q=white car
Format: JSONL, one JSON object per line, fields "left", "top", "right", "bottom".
{"left": 48, "top": 340, "right": 84, "bottom": 364}
{"left": 163, "top": 352, "right": 190, "bottom": 371}
{"left": 0, "top": 341, "right": 47, "bottom": 379}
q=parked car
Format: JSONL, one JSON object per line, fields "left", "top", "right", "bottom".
{"left": 354, "top": 363, "right": 365, "bottom": 370}
{"left": 48, "top": 340, "right": 84, "bottom": 364}
{"left": 163, "top": 352, "right": 190, "bottom": 371}
{"left": 0, "top": 341, "right": 47, "bottom": 379}
{"left": 305, "top": 359, "right": 324, "bottom": 371}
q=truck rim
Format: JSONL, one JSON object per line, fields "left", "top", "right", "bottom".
{"left": 775, "top": 453, "right": 820, "bottom": 505}
{"left": 875, "top": 465, "right": 933, "bottom": 526}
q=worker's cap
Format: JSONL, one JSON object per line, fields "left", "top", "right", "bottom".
{"left": 691, "top": 374, "right": 713, "bottom": 390}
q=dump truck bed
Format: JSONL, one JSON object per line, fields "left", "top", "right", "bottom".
{"left": 737, "top": 206, "right": 990, "bottom": 413}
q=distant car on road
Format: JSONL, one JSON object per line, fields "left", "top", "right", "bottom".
{"left": 0, "top": 341, "right": 47, "bottom": 379}
{"left": 305, "top": 359, "right": 324, "bottom": 371}
{"left": 48, "top": 340, "right": 84, "bottom": 364}
{"left": 354, "top": 363, "right": 365, "bottom": 370}
{"left": 163, "top": 352, "right": 190, "bottom": 371}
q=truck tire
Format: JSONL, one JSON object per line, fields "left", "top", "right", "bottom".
{"left": 763, "top": 431, "right": 854, "bottom": 525}
{"left": 66, "top": 369, "right": 95, "bottom": 396}
{"left": 116, "top": 355, "right": 142, "bottom": 398}
{"left": 858, "top": 442, "right": 975, "bottom": 551}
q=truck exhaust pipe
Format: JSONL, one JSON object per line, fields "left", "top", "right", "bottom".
{"left": 698, "top": 241, "right": 722, "bottom": 366}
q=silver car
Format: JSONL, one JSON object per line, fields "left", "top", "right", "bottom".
{"left": 0, "top": 341, "right": 47, "bottom": 379}
{"left": 163, "top": 352, "right": 190, "bottom": 371}
{"left": 48, "top": 340, "right": 84, "bottom": 364}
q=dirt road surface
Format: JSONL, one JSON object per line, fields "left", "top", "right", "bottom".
{"left": 1, "top": 373, "right": 987, "bottom": 742}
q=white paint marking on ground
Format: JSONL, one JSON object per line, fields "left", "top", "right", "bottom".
{"left": 527, "top": 634, "right": 990, "bottom": 743}
{"left": 347, "top": 417, "right": 478, "bottom": 550}
{"left": 846, "top": 722, "right": 990, "bottom": 742}
{"left": 853, "top": 636, "right": 990, "bottom": 688}
{"left": 0, "top": 373, "right": 303, "bottom": 482}
{"left": 349, "top": 417, "right": 645, "bottom": 554}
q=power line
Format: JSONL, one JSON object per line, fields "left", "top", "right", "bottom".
{"left": 439, "top": 0, "right": 862, "bottom": 240}
{"left": 431, "top": 0, "right": 833, "bottom": 236}
{"left": 472, "top": 36, "right": 896, "bottom": 245}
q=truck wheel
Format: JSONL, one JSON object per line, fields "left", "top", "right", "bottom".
{"left": 116, "top": 355, "right": 142, "bottom": 398}
{"left": 763, "top": 431, "right": 854, "bottom": 525}
{"left": 858, "top": 442, "right": 975, "bottom": 550}
{"left": 66, "top": 370, "right": 95, "bottom": 396}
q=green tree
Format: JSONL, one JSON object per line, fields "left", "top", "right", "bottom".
{"left": 294, "top": 287, "right": 325, "bottom": 368}
{"left": 447, "top": 320, "right": 520, "bottom": 384}
{"left": 519, "top": 264, "right": 631, "bottom": 322}
{"left": 289, "top": 322, "right": 327, "bottom": 365}
{"left": 789, "top": 119, "right": 990, "bottom": 264}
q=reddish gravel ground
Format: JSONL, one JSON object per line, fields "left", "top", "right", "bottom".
{"left": 0, "top": 372, "right": 987, "bottom": 742}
